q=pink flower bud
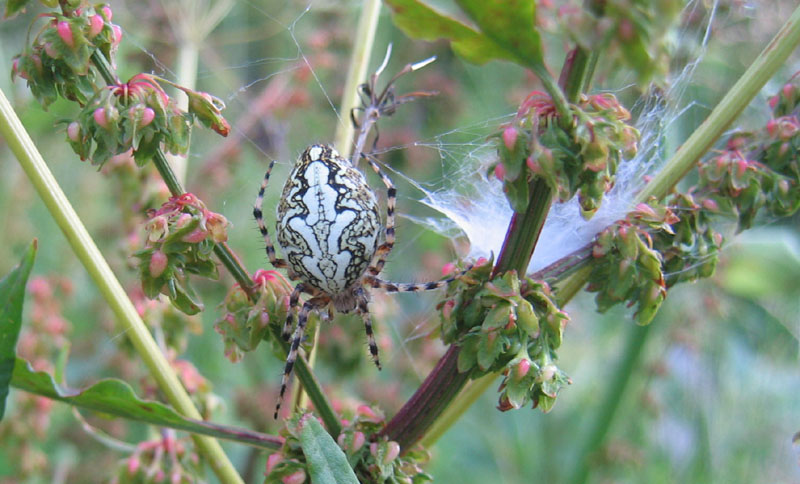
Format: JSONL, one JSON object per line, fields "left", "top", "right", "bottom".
{"left": 766, "top": 119, "right": 778, "bottom": 137}
{"left": 502, "top": 126, "right": 518, "bottom": 151}
{"left": 701, "top": 198, "right": 718, "bottom": 211}
{"left": 149, "top": 250, "right": 168, "bottom": 277}
{"left": 526, "top": 155, "right": 541, "bottom": 174}
{"left": 141, "top": 107, "right": 155, "bottom": 127}
{"left": 44, "top": 42, "right": 58, "bottom": 59}
{"left": 265, "top": 453, "right": 283, "bottom": 474}
{"left": 281, "top": 470, "right": 306, "bottom": 484}
{"left": 102, "top": 6, "right": 113, "bottom": 21}
{"left": 370, "top": 442, "right": 379, "bottom": 457}
{"left": 127, "top": 455, "right": 140, "bottom": 474}
{"left": 352, "top": 431, "right": 366, "bottom": 452}
{"left": 635, "top": 203, "right": 657, "bottom": 218}
{"left": 769, "top": 95, "right": 779, "bottom": 109}
{"left": 783, "top": 83, "right": 795, "bottom": 99}
{"left": 357, "top": 404, "right": 379, "bottom": 422}
{"left": 181, "top": 229, "right": 207, "bottom": 243}
{"left": 93, "top": 107, "right": 108, "bottom": 128}
{"left": 515, "top": 359, "right": 531, "bottom": 379}
{"left": 494, "top": 162, "right": 506, "bottom": 180}
{"left": 441, "top": 262, "right": 456, "bottom": 276}
{"left": 57, "top": 21, "right": 74, "bottom": 48}
{"left": 175, "top": 213, "right": 193, "bottom": 229}
{"left": 89, "top": 15, "right": 104, "bottom": 37}
{"left": 384, "top": 441, "right": 401, "bottom": 463}
{"left": 112, "top": 24, "right": 123, "bottom": 47}
{"left": 441, "top": 299, "right": 455, "bottom": 321}
{"left": 67, "top": 122, "right": 81, "bottom": 142}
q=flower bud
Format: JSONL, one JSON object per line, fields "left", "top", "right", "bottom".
{"left": 149, "top": 250, "right": 168, "bottom": 278}
{"left": 701, "top": 198, "right": 718, "bottom": 211}
{"left": 204, "top": 211, "right": 229, "bottom": 243}
{"left": 93, "top": 107, "right": 108, "bottom": 128}
{"left": 181, "top": 229, "right": 207, "bottom": 243}
{"left": 112, "top": 24, "right": 123, "bottom": 47}
{"left": 352, "top": 431, "right": 366, "bottom": 452}
{"left": 494, "top": 162, "right": 506, "bottom": 181}
{"left": 57, "top": 21, "right": 74, "bottom": 48}
{"left": 265, "top": 453, "right": 283, "bottom": 474}
{"left": 141, "top": 107, "right": 155, "bottom": 127}
{"left": 384, "top": 441, "right": 401, "bottom": 463}
{"left": 502, "top": 126, "right": 518, "bottom": 151}
{"left": 441, "top": 262, "right": 456, "bottom": 276}
{"left": 101, "top": 6, "right": 113, "bottom": 21}
{"left": 357, "top": 404, "right": 380, "bottom": 422}
{"left": 127, "top": 455, "right": 140, "bottom": 475}
{"left": 515, "top": 358, "right": 531, "bottom": 380}
{"left": 88, "top": 15, "right": 104, "bottom": 37}
{"left": 67, "top": 122, "right": 81, "bottom": 142}
{"left": 282, "top": 470, "right": 306, "bottom": 484}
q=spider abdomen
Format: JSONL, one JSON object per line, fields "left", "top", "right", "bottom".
{"left": 276, "top": 145, "right": 380, "bottom": 295}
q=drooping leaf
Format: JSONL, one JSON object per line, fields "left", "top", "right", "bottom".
{"left": 455, "top": 0, "right": 543, "bottom": 67}
{"left": 385, "top": 0, "right": 544, "bottom": 70}
{"left": 383, "top": 0, "right": 516, "bottom": 65}
{"left": 10, "top": 358, "right": 281, "bottom": 449}
{"left": 0, "top": 241, "right": 36, "bottom": 420}
{"left": 299, "top": 415, "right": 359, "bottom": 484}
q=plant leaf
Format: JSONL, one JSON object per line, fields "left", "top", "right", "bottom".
{"left": 10, "top": 358, "right": 282, "bottom": 449}
{"left": 455, "top": 0, "right": 543, "bottom": 68}
{"left": 383, "top": 0, "right": 515, "bottom": 65}
{"left": 0, "top": 241, "right": 36, "bottom": 420}
{"left": 299, "top": 415, "right": 359, "bottom": 484}
{"left": 3, "top": 0, "right": 33, "bottom": 19}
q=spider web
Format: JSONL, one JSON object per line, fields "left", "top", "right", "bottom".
{"left": 115, "top": 0, "right": 778, "bottom": 356}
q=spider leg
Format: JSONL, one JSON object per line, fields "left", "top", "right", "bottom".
{"left": 362, "top": 263, "right": 474, "bottom": 293}
{"left": 253, "top": 161, "right": 288, "bottom": 270}
{"left": 274, "top": 298, "right": 317, "bottom": 419}
{"left": 283, "top": 283, "right": 307, "bottom": 341}
{"left": 355, "top": 287, "right": 381, "bottom": 370}
{"left": 360, "top": 153, "right": 396, "bottom": 277}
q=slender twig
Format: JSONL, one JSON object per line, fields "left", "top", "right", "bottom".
{"left": 334, "top": 0, "right": 382, "bottom": 158}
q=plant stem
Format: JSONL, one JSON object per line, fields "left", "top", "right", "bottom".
{"left": 567, "top": 322, "right": 654, "bottom": 484}
{"left": 636, "top": 5, "right": 800, "bottom": 203}
{"left": 0, "top": 88, "right": 243, "bottom": 484}
{"left": 334, "top": 0, "right": 382, "bottom": 158}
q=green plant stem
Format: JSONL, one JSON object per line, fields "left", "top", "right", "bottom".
{"left": 636, "top": 5, "right": 800, "bottom": 203}
{"left": 334, "top": 0, "right": 382, "bottom": 158}
{"left": 269, "top": 326, "right": 341, "bottom": 437}
{"left": 567, "top": 322, "right": 654, "bottom": 484}
{"left": 0, "top": 88, "right": 243, "bottom": 484}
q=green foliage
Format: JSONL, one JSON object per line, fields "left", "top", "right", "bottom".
{"left": 298, "top": 416, "right": 359, "bottom": 484}
{"left": 265, "top": 410, "right": 431, "bottom": 484}
{"left": 0, "top": 241, "right": 36, "bottom": 419}
{"left": 383, "top": 0, "right": 543, "bottom": 69}
{"left": 8, "top": 356, "right": 281, "bottom": 448}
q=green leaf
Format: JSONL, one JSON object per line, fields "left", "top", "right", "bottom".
{"left": 299, "top": 415, "right": 359, "bottom": 484}
{"left": 3, "top": 0, "right": 33, "bottom": 18}
{"left": 385, "top": 0, "right": 544, "bottom": 71}
{"left": 455, "top": 0, "right": 543, "bottom": 67}
{"left": 383, "top": 0, "right": 516, "bottom": 65}
{"left": 0, "top": 241, "right": 36, "bottom": 420}
{"left": 10, "top": 358, "right": 281, "bottom": 449}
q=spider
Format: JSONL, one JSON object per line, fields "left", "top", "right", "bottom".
{"left": 254, "top": 144, "right": 467, "bottom": 418}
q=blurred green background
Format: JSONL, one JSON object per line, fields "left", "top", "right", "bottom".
{"left": 1, "top": 0, "right": 799, "bottom": 482}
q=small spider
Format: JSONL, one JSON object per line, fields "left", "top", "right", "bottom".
{"left": 254, "top": 144, "right": 467, "bottom": 418}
